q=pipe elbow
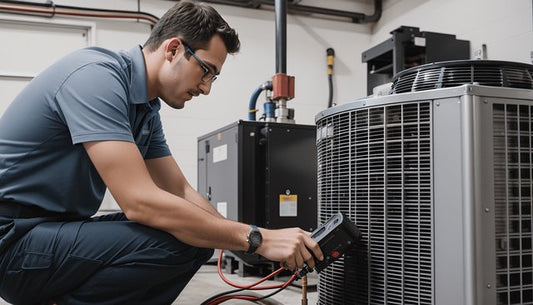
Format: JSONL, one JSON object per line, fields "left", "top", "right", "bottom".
{"left": 248, "top": 81, "right": 272, "bottom": 121}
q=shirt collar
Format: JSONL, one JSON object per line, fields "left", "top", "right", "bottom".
{"left": 127, "top": 45, "right": 149, "bottom": 105}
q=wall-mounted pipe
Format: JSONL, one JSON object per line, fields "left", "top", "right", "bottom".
{"left": 0, "top": 0, "right": 159, "bottom": 26}
{"left": 195, "top": 0, "right": 262, "bottom": 9}
{"left": 0, "top": 0, "right": 381, "bottom": 26}
{"left": 197, "top": 0, "right": 382, "bottom": 24}
{"left": 359, "top": 0, "right": 382, "bottom": 23}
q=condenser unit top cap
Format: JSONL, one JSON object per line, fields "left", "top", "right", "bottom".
{"left": 391, "top": 59, "right": 533, "bottom": 94}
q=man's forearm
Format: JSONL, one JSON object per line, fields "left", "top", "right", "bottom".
{"left": 184, "top": 186, "right": 224, "bottom": 218}
{"left": 128, "top": 187, "right": 250, "bottom": 251}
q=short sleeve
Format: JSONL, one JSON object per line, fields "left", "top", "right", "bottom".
{"left": 145, "top": 113, "right": 171, "bottom": 159}
{"left": 54, "top": 62, "right": 134, "bottom": 145}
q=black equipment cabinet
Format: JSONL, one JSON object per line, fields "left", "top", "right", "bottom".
{"left": 362, "top": 25, "right": 470, "bottom": 95}
{"left": 197, "top": 120, "right": 317, "bottom": 265}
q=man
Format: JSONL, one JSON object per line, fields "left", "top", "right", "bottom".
{"left": 0, "top": 1, "right": 323, "bottom": 304}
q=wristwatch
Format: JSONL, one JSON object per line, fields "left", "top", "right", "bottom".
{"left": 246, "top": 225, "right": 262, "bottom": 254}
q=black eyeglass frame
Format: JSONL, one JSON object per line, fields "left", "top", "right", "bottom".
{"left": 184, "top": 45, "right": 218, "bottom": 83}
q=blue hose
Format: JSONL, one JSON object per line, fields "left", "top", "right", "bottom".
{"left": 248, "top": 81, "right": 272, "bottom": 121}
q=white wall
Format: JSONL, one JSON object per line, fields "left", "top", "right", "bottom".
{"left": 0, "top": 17, "right": 92, "bottom": 113}
{"left": 0, "top": 0, "right": 531, "bottom": 193}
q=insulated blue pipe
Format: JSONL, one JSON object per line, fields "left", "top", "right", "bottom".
{"left": 248, "top": 81, "right": 272, "bottom": 120}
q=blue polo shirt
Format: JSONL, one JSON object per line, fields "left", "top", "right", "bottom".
{"left": 0, "top": 45, "right": 171, "bottom": 217}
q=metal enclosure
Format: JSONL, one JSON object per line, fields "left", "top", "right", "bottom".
{"left": 361, "top": 26, "right": 470, "bottom": 95}
{"left": 198, "top": 120, "right": 318, "bottom": 263}
{"left": 315, "top": 85, "right": 533, "bottom": 305}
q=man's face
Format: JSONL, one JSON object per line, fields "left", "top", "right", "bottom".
{"left": 158, "top": 35, "right": 228, "bottom": 109}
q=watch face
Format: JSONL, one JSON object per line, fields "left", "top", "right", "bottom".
{"left": 250, "top": 231, "right": 262, "bottom": 245}
{"left": 246, "top": 226, "right": 262, "bottom": 254}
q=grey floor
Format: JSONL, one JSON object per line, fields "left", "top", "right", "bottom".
{"left": 0, "top": 264, "right": 318, "bottom": 305}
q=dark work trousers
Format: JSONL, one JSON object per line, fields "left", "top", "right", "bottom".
{"left": 0, "top": 212, "right": 214, "bottom": 305}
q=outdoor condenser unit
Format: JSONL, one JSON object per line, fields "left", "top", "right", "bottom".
{"left": 315, "top": 60, "right": 533, "bottom": 305}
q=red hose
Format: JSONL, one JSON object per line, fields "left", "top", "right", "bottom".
{"left": 207, "top": 250, "right": 298, "bottom": 304}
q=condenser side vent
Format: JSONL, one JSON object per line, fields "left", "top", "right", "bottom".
{"left": 493, "top": 103, "right": 533, "bottom": 305}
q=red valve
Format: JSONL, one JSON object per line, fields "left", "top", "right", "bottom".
{"left": 272, "top": 73, "right": 295, "bottom": 100}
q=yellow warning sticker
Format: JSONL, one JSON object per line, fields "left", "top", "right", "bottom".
{"left": 279, "top": 194, "right": 297, "bottom": 217}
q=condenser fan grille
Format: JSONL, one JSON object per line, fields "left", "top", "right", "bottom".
{"left": 391, "top": 60, "right": 533, "bottom": 94}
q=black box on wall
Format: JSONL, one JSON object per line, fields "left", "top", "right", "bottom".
{"left": 197, "top": 120, "right": 317, "bottom": 263}
{"left": 362, "top": 25, "right": 470, "bottom": 95}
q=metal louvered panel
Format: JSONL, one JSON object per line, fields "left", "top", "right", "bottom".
{"left": 316, "top": 102, "right": 433, "bottom": 305}
{"left": 506, "top": 68, "right": 533, "bottom": 89}
{"left": 391, "top": 61, "right": 533, "bottom": 94}
{"left": 393, "top": 72, "right": 417, "bottom": 94}
{"left": 413, "top": 69, "right": 441, "bottom": 91}
{"left": 493, "top": 104, "right": 533, "bottom": 305}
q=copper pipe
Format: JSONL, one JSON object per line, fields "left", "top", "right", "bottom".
{"left": 0, "top": 1, "right": 159, "bottom": 25}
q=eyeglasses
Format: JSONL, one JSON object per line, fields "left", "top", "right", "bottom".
{"left": 184, "top": 45, "right": 218, "bottom": 83}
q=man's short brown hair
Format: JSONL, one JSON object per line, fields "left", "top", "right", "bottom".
{"left": 144, "top": 1, "right": 240, "bottom": 54}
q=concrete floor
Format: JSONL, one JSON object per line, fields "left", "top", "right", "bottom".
{"left": 0, "top": 263, "right": 318, "bottom": 305}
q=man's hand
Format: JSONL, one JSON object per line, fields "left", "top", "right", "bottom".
{"left": 255, "top": 228, "right": 324, "bottom": 271}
